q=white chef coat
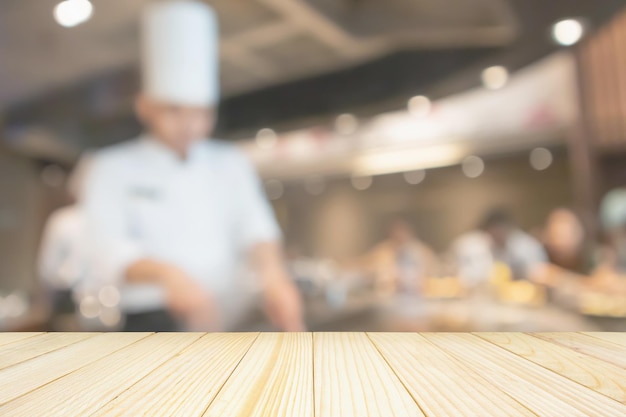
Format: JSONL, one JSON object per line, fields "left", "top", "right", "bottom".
{"left": 81, "top": 136, "right": 281, "bottom": 314}
{"left": 38, "top": 205, "right": 87, "bottom": 290}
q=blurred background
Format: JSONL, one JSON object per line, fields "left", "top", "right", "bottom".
{"left": 2, "top": 0, "right": 626, "bottom": 332}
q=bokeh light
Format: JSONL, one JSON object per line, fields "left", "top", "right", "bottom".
{"left": 462, "top": 156, "right": 485, "bottom": 178}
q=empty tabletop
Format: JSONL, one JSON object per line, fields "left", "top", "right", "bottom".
{"left": 1, "top": 332, "right": 626, "bottom": 416}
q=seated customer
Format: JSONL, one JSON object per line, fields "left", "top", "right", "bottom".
{"left": 590, "top": 189, "right": 626, "bottom": 294}
{"left": 362, "top": 218, "right": 439, "bottom": 295}
{"left": 451, "top": 209, "right": 548, "bottom": 285}
{"left": 542, "top": 208, "right": 593, "bottom": 274}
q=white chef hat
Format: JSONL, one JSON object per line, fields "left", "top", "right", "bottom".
{"left": 141, "top": 0, "right": 219, "bottom": 106}
{"left": 600, "top": 188, "right": 626, "bottom": 231}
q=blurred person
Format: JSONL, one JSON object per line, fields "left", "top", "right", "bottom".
{"left": 81, "top": 0, "right": 303, "bottom": 332}
{"left": 542, "top": 208, "right": 591, "bottom": 274}
{"left": 590, "top": 189, "right": 626, "bottom": 294}
{"left": 451, "top": 209, "right": 547, "bottom": 285}
{"left": 362, "top": 218, "right": 439, "bottom": 295}
{"left": 38, "top": 156, "right": 93, "bottom": 328}
{"left": 449, "top": 231, "right": 494, "bottom": 288}
{"left": 481, "top": 209, "right": 548, "bottom": 280}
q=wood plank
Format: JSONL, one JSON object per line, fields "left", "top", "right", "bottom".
{"left": 90, "top": 333, "right": 258, "bottom": 417}
{"left": 314, "top": 332, "right": 424, "bottom": 417}
{"left": 582, "top": 332, "right": 626, "bottom": 348}
{"left": 0, "top": 333, "right": 42, "bottom": 347}
{"left": 478, "top": 332, "right": 626, "bottom": 404}
{"left": 0, "top": 333, "right": 202, "bottom": 416}
{"left": 0, "top": 333, "right": 96, "bottom": 370}
{"left": 203, "top": 333, "right": 313, "bottom": 417}
{"left": 368, "top": 333, "right": 536, "bottom": 416}
{"left": 424, "top": 333, "right": 626, "bottom": 416}
{"left": 0, "top": 332, "right": 150, "bottom": 406}
{"left": 533, "top": 332, "right": 626, "bottom": 369}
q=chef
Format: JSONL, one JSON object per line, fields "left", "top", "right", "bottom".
{"left": 81, "top": 0, "right": 304, "bottom": 332}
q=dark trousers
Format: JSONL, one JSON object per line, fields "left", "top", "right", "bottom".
{"left": 123, "top": 309, "right": 181, "bottom": 332}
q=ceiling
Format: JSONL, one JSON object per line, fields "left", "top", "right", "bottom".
{"left": 1, "top": 0, "right": 626, "bottom": 153}
{"left": 0, "top": 0, "right": 518, "bottom": 108}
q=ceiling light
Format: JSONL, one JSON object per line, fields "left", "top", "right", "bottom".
{"left": 256, "top": 128, "right": 278, "bottom": 150}
{"left": 408, "top": 96, "right": 432, "bottom": 118}
{"left": 335, "top": 114, "right": 359, "bottom": 136}
{"left": 530, "top": 147, "right": 554, "bottom": 171}
{"left": 353, "top": 144, "right": 465, "bottom": 177}
{"left": 404, "top": 170, "right": 426, "bottom": 185}
{"left": 462, "top": 156, "right": 485, "bottom": 178}
{"left": 552, "top": 19, "right": 585, "bottom": 46}
{"left": 54, "top": 0, "right": 93, "bottom": 28}
{"left": 351, "top": 175, "right": 373, "bottom": 191}
{"left": 481, "top": 66, "right": 509, "bottom": 90}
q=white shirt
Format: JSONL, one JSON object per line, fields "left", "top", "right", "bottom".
{"left": 450, "top": 231, "right": 494, "bottom": 287}
{"left": 493, "top": 230, "right": 547, "bottom": 279}
{"left": 452, "top": 230, "right": 547, "bottom": 284}
{"left": 81, "top": 136, "right": 280, "bottom": 313}
{"left": 38, "top": 205, "right": 87, "bottom": 290}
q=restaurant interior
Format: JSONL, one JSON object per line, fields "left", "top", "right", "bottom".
{"left": 2, "top": 0, "right": 626, "bottom": 333}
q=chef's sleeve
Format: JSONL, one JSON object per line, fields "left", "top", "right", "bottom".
{"left": 231, "top": 150, "right": 282, "bottom": 250}
{"left": 81, "top": 156, "right": 144, "bottom": 286}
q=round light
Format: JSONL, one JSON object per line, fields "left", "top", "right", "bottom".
{"left": 99, "top": 307, "right": 122, "bottom": 327}
{"left": 408, "top": 96, "right": 432, "bottom": 118}
{"left": 530, "top": 147, "right": 554, "bottom": 171}
{"left": 351, "top": 175, "right": 373, "bottom": 191}
{"left": 41, "top": 165, "right": 66, "bottom": 188}
{"left": 462, "top": 156, "right": 485, "bottom": 178}
{"left": 79, "top": 295, "right": 100, "bottom": 319}
{"left": 305, "top": 176, "right": 326, "bottom": 196}
{"left": 3, "top": 293, "right": 28, "bottom": 318}
{"left": 54, "top": 0, "right": 93, "bottom": 28}
{"left": 335, "top": 114, "right": 359, "bottom": 136}
{"left": 404, "top": 170, "right": 426, "bottom": 185}
{"left": 98, "top": 285, "right": 120, "bottom": 308}
{"left": 265, "top": 179, "right": 284, "bottom": 200}
{"left": 482, "top": 66, "right": 509, "bottom": 90}
{"left": 256, "top": 128, "right": 278, "bottom": 150}
{"left": 552, "top": 19, "right": 585, "bottom": 46}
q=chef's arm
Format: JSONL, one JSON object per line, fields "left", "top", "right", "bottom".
{"left": 125, "top": 259, "right": 219, "bottom": 330}
{"left": 251, "top": 241, "right": 305, "bottom": 331}
{"left": 125, "top": 258, "right": 178, "bottom": 284}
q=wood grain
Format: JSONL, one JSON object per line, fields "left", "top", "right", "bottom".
{"left": 0, "top": 332, "right": 95, "bottom": 370}
{"left": 202, "top": 333, "right": 313, "bottom": 417}
{"left": 369, "top": 333, "right": 535, "bottom": 416}
{"left": 314, "top": 332, "right": 424, "bottom": 417}
{"left": 0, "top": 332, "right": 42, "bottom": 348}
{"left": 425, "top": 333, "right": 626, "bottom": 416}
{"left": 91, "top": 333, "right": 258, "bottom": 417}
{"left": 1, "top": 332, "right": 625, "bottom": 416}
{"left": 533, "top": 332, "right": 626, "bottom": 369}
{"left": 582, "top": 332, "right": 626, "bottom": 348}
{"left": 0, "top": 332, "right": 150, "bottom": 406}
{"left": 0, "top": 333, "right": 201, "bottom": 416}
{"left": 478, "top": 332, "right": 626, "bottom": 404}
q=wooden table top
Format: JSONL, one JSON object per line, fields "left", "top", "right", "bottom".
{"left": 1, "top": 332, "right": 626, "bottom": 416}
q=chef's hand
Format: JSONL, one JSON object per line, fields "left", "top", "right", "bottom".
{"left": 263, "top": 281, "right": 306, "bottom": 332}
{"left": 125, "top": 259, "right": 219, "bottom": 331}
{"left": 161, "top": 265, "right": 220, "bottom": 331}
